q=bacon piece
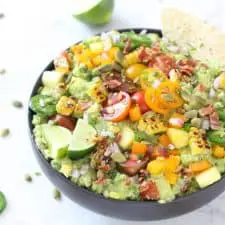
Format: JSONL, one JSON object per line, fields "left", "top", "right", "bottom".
{"left": 209, "top": 111, "right": 220, "bottom": 130}
{"left": 101, "top": 73, "right": 137, "bottom": 93}
{"left": 199, "top": 104, "right": 215, "bottom": 117}
{"left": 139, "top": 180, "right": 160, "bottom": 200}
{"left": 150, "top": 54, "right": 175, "bottom": 76}
{"left": 177, "top": 59, "right": 196, "bottom": 76}
{"left": 138, "top": 44, "right": 161, "bottom": 63}
{"left": 123, "top": 39, "right": 132, "bottom": 54}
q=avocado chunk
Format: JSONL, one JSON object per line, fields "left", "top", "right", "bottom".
{"left": 153, "top": 176, "right": 175, "bottom": 202}
{"left": 195, "top": 167, "right": 221, "bottom": 188}
{"left": 118, "top": 127, "right": 135, "bottom": 150}
{"left": 68, "top": 119, "right": 97, "bottom": 159}
{"left": 42, "top": 71, "right": 64, "bottom": 88}
{"left": 42, "top": 125, "right": 72, "bottom": 159}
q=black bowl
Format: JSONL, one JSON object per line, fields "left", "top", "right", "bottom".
{"left": 28, "top": 28, "right": 225, "bottom": 221}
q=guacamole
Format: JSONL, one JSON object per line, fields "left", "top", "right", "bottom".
{"left": 30, "top": 30, "right": 225, "bottom": 203}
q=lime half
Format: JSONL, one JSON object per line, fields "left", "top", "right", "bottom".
{"left": 73, "top": 0, "right": 114, "bottom": 25}
{"left": 68, "top": 119, "right": 97, "bottom": 159}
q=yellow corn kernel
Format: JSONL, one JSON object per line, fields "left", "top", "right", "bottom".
{"left": 213, "top": 145, "right": 225, "bottom": 158}
{"left": 108, "top": 47, "right": 120, "bottom": 59}
{"left": 88, "top": 81, "right": 107, "bottom": 103}
{"left": 92, "top": 55, "right": 102, "bottom": 67}
{"left": 56, "top": 96, "right": 76, "bottom": 116}
{"left": 147, "top": 159, "right": 165, "bottom": 175}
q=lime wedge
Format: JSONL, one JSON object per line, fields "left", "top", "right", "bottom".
{"left": 42, "top": 125, "right": 72, "bottom": 159}
{"left": 73, "top": 0, "right": 114, "bottom": 25}
{"left": 68, "top": 119, "right": 97, "bottom": 159}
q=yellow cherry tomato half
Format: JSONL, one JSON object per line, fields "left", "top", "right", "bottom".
{"left": 126, "top": 64, "right": 147, "bottom": 80}
{"left": 140, "top": 68, "right": 167, "bottom": 90}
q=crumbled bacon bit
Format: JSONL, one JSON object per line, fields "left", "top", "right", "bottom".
{"left": 101, "top": 73, "right": 137, "bottom": 94}
{"left": 209, "top": 111, "right": 220, "bottom": 130}
{"left": 176, "top": 59, "right": 196, "bottom": 76}
{"left": 195, "top": 84, "right": 206, "bottom": 92}
{"left": 150, "top": 54, "right": 175, "bottom": 76}
{"left": 139, "top": 180, "right": 160, "bottom": 200}
{"left": 123, "top": 39, "right": 132, "bottom": 54}
{"left": 199, "top": 105, "right": 220, "bottom": 130}
{"left": 138, "top": 44, "right": 161, "bottom": 63}
{"left": 199, "top": 104, "right": 215, "bottom": 117}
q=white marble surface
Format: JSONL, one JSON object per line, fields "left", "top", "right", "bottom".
{"left": 1, "top": 0, "right": 225, "bottom": 224}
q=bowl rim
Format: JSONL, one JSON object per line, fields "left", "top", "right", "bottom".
{"left": 28, "top": 27, "right": 225, "bottom": 206}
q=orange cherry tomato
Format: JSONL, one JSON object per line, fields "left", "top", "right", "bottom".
{"left": 158, "top": 134, "right": 171, "bottom": 148}
{"left": 131, "top": 142, "right": 148, "bottom": 155}
{"left": 129, "top": 105, "right": 142, "bottom": 121}
{"left": 157, "top": 81, "right": 183, "bottom": 109}
{"left": 145, "top": 88, "right": 170, "bottom": 114}
{"left": 103, "top": 92, "right": 131, "bottom": 122}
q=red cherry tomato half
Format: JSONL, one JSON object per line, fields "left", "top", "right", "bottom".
{"left": 131, "top": 91, "right": 150, "bottom": 113}
{"left": 50, "top": 114, "right": 75, "bottom": 131}
{"left": 102, "top": 92, "right": 131, "bottom": 122}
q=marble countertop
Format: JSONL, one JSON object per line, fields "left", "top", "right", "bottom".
{"left": 1, "top": 0, "right": 225, "bottom": 224}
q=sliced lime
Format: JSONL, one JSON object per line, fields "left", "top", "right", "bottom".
{"left": 68, "top": 119, "right": 97, "bottom": 159}
{"left": 73, "top": 0, "right": 114, "bottom": 25}
{"left": 42, "top": 125, "right": 72, "bottom": 159}
{"left": 0, "top": 191, "right": 7, "bottom": 213}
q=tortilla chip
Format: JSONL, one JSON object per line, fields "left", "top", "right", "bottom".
{"left": 161, "top": 8, "right": 225, "bottom": 68}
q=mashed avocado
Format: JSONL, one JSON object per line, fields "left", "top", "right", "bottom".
{"left": 103, "top": 173, "right": 139, "bottom": 200}
{"left": 196, "top": 60, "right": 221, "bottom": 89}
{"left": 68, "top": 77, "right": 100, "bottom": 99}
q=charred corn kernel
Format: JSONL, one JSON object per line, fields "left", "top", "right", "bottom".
{"left": 158, "top": 134, "right": 171, "bottom": 147}
{"left": 88, "top": 81, "right": 107, "bottom": 103}
{"left": 164, "top": 156, "right": 180, "bottom": 172}
{"left": 131, "top": 142, "right": 148, "bottom": 155}
{"left": 165, "top": 172, "right": 179, "bottom": 185}
{"left": 147, "top": 159, "right": 165, "bottom": 175}
{"left": 108, "top": 47, "right": 120, "bottom": 59}
{"left": 189, "top": 127, "right": 211, "bottom": 155}
{"left": 213, "top": 145, "right": 225, "bottom": 158}
{"left": 129, "top": 105, "right": 142, "bottom": 121}
{"left": 56, "top": 96, "right": 76, "bottom": 116}
{"left": 189, "top": 160, "right": 212, "bottom": 173}
{"left": 92, "top": 55, "right": 102, "bottom": 67}
{"left": 126, "top": 64, "right": 147, "bottom": 80}
{"left": 122, "top": 49, "right": 141, "bottom": 68}
{"left": 138, "top": 116, "right": 167, "bottom": 135}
